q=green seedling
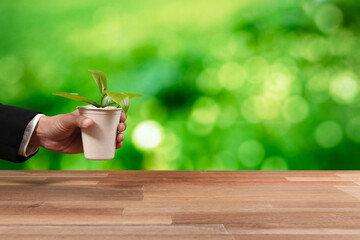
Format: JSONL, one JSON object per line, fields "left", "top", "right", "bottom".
{"left": 53, "top": 70, "right": 142, "bottom": 113}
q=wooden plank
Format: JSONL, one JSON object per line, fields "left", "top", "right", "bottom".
{"left": 233, "top": 235, "right": 360, "bottom": 240}
{"left": 42, "top": 201, "right": 271, "bottom": 211}
{"left": 0, "top": 207, "right": 124, "bottom": 215}
{"left": 225, "top": 227, "right": 360, "bottom": 235}
{"left": 0, "top": 180, "right": 99, "bottom": 186}
{"left": 286, "top": 177, "right": 355, "bottom": 182}
{"left": 0, "top": 235, "right": 236, "bottom": 240}
{"left": 0, "top": 215, "right": 172, "bottom": 225}
{"left": 270, "top": 201, "right": 360, "bottom": 208}
{"left": 0, "top": 201, "right": 43, "bottom": 208}
{"left": 173, "top": 212, "right": 360, "bottom": 228}
{"left": 123, "top": 207, "right": 360, "bottom": 216}
{"left": 0, "top": 224, "right": 227, "bottom": 235}
{"left": 143, "top": 185, "right": 359, "bottom": 202}
{"left": 337, "top": 173, "right": 360, "bottom": 180}
{"left": 335, "top": 186, "right": 360, "bottom": 200}
{"left": 0, "top": 171, "right": 109, "bottom": 177}
{"left": 0, "top": 185, "right": 143, "bottom": 201}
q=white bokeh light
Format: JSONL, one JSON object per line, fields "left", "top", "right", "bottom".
{"left": 132, "top": 121, "right": 162, "bottom": 150}
{"left": 329, "top": 72, "right": 358, "bottom": 104}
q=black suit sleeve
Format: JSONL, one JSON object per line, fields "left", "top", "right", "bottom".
{"left": 0, "top": 104, "right": 40, "bottom": 163}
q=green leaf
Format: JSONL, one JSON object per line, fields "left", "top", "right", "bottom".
{"left": 124, "top": 93, "right": 143, "bottom": 99}
{"left": 88, "top": 70, "right": 107, "bottom": 94}
{"left": 105, "top": 91, "right": 130, "bottom": 113}
{"left": 53, "top": 92, "right": 100, "bottom": 107}
{"left": 102, "top": 95, "right": 117, "bottom": 107}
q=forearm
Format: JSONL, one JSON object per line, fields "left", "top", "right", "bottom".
{"left": 0, "top": 104, "right": 41, "bottom": 162}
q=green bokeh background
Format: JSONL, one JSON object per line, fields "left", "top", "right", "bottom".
{"left": 1, "top": 0, "right": 360, "bottom": 170}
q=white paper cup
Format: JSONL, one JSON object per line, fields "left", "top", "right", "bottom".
{"left": 77, "top": 106, "right": 122, "bottom": 160}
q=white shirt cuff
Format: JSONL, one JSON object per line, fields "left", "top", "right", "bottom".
{"left": 18, "top": 114, "right": 45, "bottom": 157}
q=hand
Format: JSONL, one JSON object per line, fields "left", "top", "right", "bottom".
{"left": 30, "top": 109, "right": 127, "bottom": 154}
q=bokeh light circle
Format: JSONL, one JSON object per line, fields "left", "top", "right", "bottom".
{"left": 132, "top": 121, "right": 163, "bottom": 150}
{"left": 253, "top": 96, "right": 280, "bottom": 121}
{"left": 282, "top": 96, "right": 310, "bottom": 123}
{"left": 314, "top": 4, "right": 343, "bottom": 33}
{"left": 329, "top": 72, "right": 358, "bottom": 104}
{"left": 238, "top": 140, "right": 265, "bottom": 168}
{"left": 216, "top": 104, "right": 238, "bottom": 129}
{"left": 261, "top": 156, "right": 288, "bottom": 170}
{"left": 263, "top": 72, "right": 293, "bottom": 100}
{"left": 217, "top": 61, "right": 246, "bottom": 90}
{"left": 314, "top": 121, "right": 343, "bottom": 148}
{"left": 196, "top": 68, "right": 221, "bottom": 94}
{"left": 187, "top": 97, "right": 220, "bottom": 135}
{"left": 300, "top": 36, "right": 329, "bottom": 62}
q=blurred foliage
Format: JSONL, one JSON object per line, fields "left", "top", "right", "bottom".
{"left": 1, "top": 0, "right": 360, "bottom": 170}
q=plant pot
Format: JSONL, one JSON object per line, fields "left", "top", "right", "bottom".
{"left": 77, "top": 106, "right": 122, "bottom": 160}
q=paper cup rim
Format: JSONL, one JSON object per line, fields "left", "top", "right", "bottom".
{"left": 77, "top": 106, "right": 122, "bottom": 111}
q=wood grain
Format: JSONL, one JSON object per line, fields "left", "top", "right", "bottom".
{"left": 0, "top": 171, "right": 360, "bottom": 239}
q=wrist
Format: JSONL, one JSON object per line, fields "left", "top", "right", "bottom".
{"left": 30, "top": 115, "right": 50, "bottom": 148}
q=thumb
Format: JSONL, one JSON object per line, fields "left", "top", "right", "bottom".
{"left": 77, "top": 116, "right": 94, "bottom": 129}
{"left": 61, "top": 113, "right": 94, "bottom": 129}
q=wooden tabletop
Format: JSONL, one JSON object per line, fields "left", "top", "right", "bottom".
{"left": 1, "top": 171, "right": 360, "bottom": 239}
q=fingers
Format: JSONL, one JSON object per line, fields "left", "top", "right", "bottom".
{"left": 116, "top": 112, "right": 127, "bottom": 150}
{"left": 116, "top": 113, "right": 126, "bottom": 150}
{"left": 117, "top": 133, "right": 124, "bottom": 142}
{"left": 116, "top": 142, "right": 123, "bottom": 149}
{"left": 120, "top": 111, "right": 127, "bottom": 123}
{"left": 61, "top": 113, "right": 94, "bottom": 130}
{"left": 118, "top": 123, "right": 127, "bottom": 132}
{"left": 116, "top": 133, "right": 124, "bottom": 149}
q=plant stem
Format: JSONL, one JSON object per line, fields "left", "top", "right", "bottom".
{"left": 100, "top": 94, "right": 105, "bottom": 108}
